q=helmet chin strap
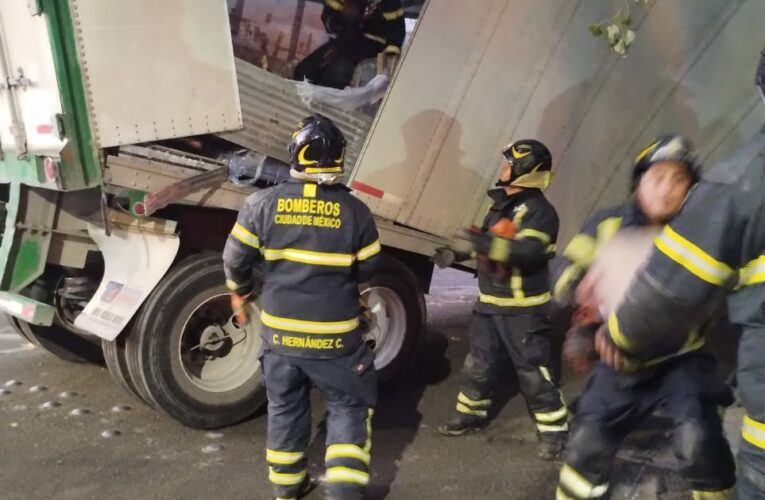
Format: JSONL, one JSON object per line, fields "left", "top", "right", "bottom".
{"left": 290, "top": 169, "right": 343, "bottom": 185}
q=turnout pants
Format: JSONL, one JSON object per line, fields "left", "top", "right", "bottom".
{"left": 293, "top": 36, "right": 385, "bottom": 89}
{"left": 558, "top": 352, "right": 736, "bottom": 499}
{"left": 454, "top": 313, "right": 569, "bottom": 438}
{"left": 737, "top": 327, "right": 765, "bottom": 499}
{"left": 263, "top": 345, "right": 377, "bottom": 500}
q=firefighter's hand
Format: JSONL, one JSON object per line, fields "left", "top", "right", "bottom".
{"left": 460, "top": 227, "right": 512, "bottom": 263}
{"left": 594, "top": 325, "right": 625, "bottom": 371}
{"left": 563, "top": 324, "right": 597, "bottom": 374}
{"left": 231, "top": 291, "right": 253, "bottom": 326}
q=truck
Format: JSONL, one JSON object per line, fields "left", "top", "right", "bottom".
{"left": 1, "top": 0, "right": 762, "bottom": 429}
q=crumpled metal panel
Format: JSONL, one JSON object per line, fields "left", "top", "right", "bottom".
{"left": 218, "top": 59, "right": 374, "bottom": 167}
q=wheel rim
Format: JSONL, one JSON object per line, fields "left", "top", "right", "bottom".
{"left": 361, "top": 286, "right": 407, "bottom": 369}
{"left": 179, "top": 293, "right": 262, "bottom": 393}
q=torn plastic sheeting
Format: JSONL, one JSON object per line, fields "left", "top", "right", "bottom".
{"left": 296, "top": 74, "right": 390, "bottom": 111}
{"left": 221, "top": 150, "right": 292, "bottom": 187}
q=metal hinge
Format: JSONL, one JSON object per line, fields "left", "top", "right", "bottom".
{"left": 1, "top": 67, "right": 33, "bottom": 92}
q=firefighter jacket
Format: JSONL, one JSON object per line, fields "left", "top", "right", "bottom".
{"left": 604, "top": 133, "right": 765, "bottom": 362}
{"left": 323, "top": 0, "right": 406, "bottom": 54}
{"left": 553, "top": 201, "right": 647, "bottom": 305}
{"left": 223, "top": 179, "right": 382, "bottom": 359}
{"left": 474, "top": 188, "right": 559, "bottom": 316}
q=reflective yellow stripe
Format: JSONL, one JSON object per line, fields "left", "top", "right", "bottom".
{"left": 478, "top": 292, "right": 550, "bottom": 307}
{"left": 458, "top": 392, "right": 491, "bottom": 408}
{"left": 740, "top": 255, "right": 765, "bottom": 286}
{"left": 510, "top": 269, "right": 524, "bottom": 299}
{"left": 554, "top": 265, "right": 583, "bottom": 299}
{"left": 563, "top": 234, "right": 597, "bottom": 267}
{"left": 537, "top": 422, "right": 569, "bottom": 433}
{"left": 231, "top": 223, "right": 260, "bottom": 249}
{"left": 303, "top": 183, "right": 317, "bottom": 198}
{"left": 304, "top": 166, "right": 343, "bottom": 174}
{"left": 655, "top": 226, "right": 733, "bottom": 285}
{"left": 269, "top": 467, "right": 306, "bottom": 486}
{"left": 226, "top": 279, "right": 242, "bottom": 291}
{"left": 325, "top": 466, "right": 369, "bottom": 486}
{"left": 559, "top": 464, "right": 608, "bottom": 498}
{"left": 263, "top": 248, "right": 354, "bottom": 267}
{"left": 556, "top": 487, "right": 576, "bottom": 500}
{"left": 607, "top": 313, "right": 632, "bottom": 352}
{"left": 363, "top": 33, "right": 386, "bottom": 44}
{"left": 535, "top": 406, "right": 568, "bottom": 423}
{"left": 326, "top": 444, "right": 371, "bottom": 466}
{"left": 382, "top": 8, "right": 404, "bottom": 20}
{"left": 596, "top": 217, "right": 622, "bottom": 245}
{"left": 326, "top": 0, "right": 344, "bottom": 11}
{"left": 357, "top": 240, "right": 382, "bottom": 261}
{"left": 261, "top": 311, "right": 359, "bottom": 334}
{"left": 692, "top": 487, "right": 734, "bottom": 499}
{"left": 516, "top": 228, "right": 551, "bottom": 245}
{"left": 456, "top": 403, "right": 487, "bottom": 417}
{"left": 742, "top": 415, "right": 765, "bottom": 450}
{"left": 364, "top": 408, "right": 373, "bottom": 453}
{"left": 488, "top": 237, "right": 511, "bottom": 262}
{"left": 539, "top": 366, "right": 553, "bottom": 384}
{"left": 383, "top": 45, "right": 401, "bottom": 55}
{"left": 266, "top": 449, "right": 305, "bottom": 465}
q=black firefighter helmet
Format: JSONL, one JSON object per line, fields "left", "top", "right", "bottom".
{"left": 631, "top": 134, "right": 700, "bottom": 191}
{"left": 288, "top": 114, "right": 347, "bottom": 175}
{"left": 499, "top": 139, "right": 553, "bottom": 189}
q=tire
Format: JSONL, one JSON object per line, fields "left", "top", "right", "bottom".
{"left": 125, "top": 253, "right": 266, "bottom": 429}
{"left": 102, "top": 332, "right": 148, "bottom": 405}
{"left": 17, "top": 319, "right": 104, "bottom": 363}
{"left": 362, "top": 255, "right": 426, "bottom": 384}
{"left": 2, "top": 313, "right": 38, "bottom": 346}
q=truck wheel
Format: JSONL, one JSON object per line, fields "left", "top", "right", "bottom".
{"left": 362, "top": 255, "right": 426, "bottom": 384}
{"left": 125, "top": 253, "right": 265, "bottom": 429}
{"left": 102, "top": 333, "right": 149, "bottom": 405}
{"left": 17, "top": 319, "right": 103, "bottom": 363}
{"left": 2, "top": 313, "right": 39, "bottom": 346}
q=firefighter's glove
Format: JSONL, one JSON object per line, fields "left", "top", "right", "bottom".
{"left": 231, "top": 291, "right": 254, "bottom": 326}
{"left": 358, "top": 301, "right": 375, "bottom": 335}
{"left": 433, "top": 247, "right": 457, "bottom": 269}
{"left": 594, "top": 325, "right": 625, "bottom": 371}
{"left": 461, "top": 226, "right": 512, "bottom": 263}
{"left": 563, "top": 324, "right": 598, "bottom": 374}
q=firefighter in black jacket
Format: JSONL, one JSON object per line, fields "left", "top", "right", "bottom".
{"left": 595, "top": 49, "right": 765, "bottom": 499}
{"left": 435, "top": 139, "right": 568, "bottom": 460}
{"left": 553, "top": 135, "right": 736, "bottom": 500}
{"left": 293, "top": 0, "right": 405, "bottom": 89}
{"left": 223, "top": 114, "right": 382, "bottom": 500}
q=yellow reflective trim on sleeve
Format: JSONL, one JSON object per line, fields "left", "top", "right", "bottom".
{"left": 383, "top": 45, "right": 401, "bottom": 55}
{"left": 456, "top": 402, "right": 487, "bottom": 417}
{"left": 382, "top": 8, "right": 404, "bottom": 20}
{"left": 740, "top": 255, "right": 765, "bottom": 286}
{"left": 231, "top": 223, "right": 260, "bottom": 249}
{"left": 595, "top": 217, "right": 622, "bottom": 245}
{"left": 488, "top": 237, "right": 511, "bottom": 262}
{"left": 303, "top": 183, "right": 317, "bottom": 198}
{"left": 261, "top": 311, "right": 359, "bottom": 334}
{"left": 692, "top": 487, "right": 734, "bottom": 499}
{"left": 364, "top": 408, "right": 374, "bottom": 453}
{"left": 742, "top": 415, "right": 765, "bottom": 450}
{"left": 563, "top": 233, "right": 597, "bottom": 267}
{"left": 512, "top": 204, "right": 529, "bottom": 225}
{"left": 326, "top": 0, "right": 344, "bottom": 11}
{"left": 478, "top": 292, "right": 550, "bottom": 307}
{"left": 559, "top": 464, "right": 609, "bottom": 498}
{"left": 363, "top": 33, "right": 386, "bottom": 44}
{"left": 326, "top": 466, "right": 370, "bottom": 486}
{"left": 356, "top": 239, "right": 382, "bottom": 261}
{"left": 516, "top": 228, "right": 551, "bottom": 245}
{"left": 226, "top": 279, "right": 242, "bottom": 291}
{"left": 655, "top": 225, "right": 733, "bottom": 285}
{"left": 263, "top": 248, "right": 355, "bottom": 267}
{"left": 539, "top": 366, "right": 553, "bottom": 383}
{"left": 554, "top": 264, "right": 583, "bottom": 300}
{"left": 457, "top": 392, "right": 491, "bottom": 408}
{"left": 534, "top": 406, "right": 568, "bottom": 423}
{"left": 607, "top": 312, "right": 632, "bottom": 352}
{"left": 268, "top": 467, "right": 307, "bottom": 486}
{"left": 510, "top": 268, "right": 525, "bottom": 299}
{"left": 556, "top": 487, "right": 576, "bottom": 500}
{"left": 326, "top": 444, "right": 371, "bottom": 466}
{"left": 537, "top": 422, "right": 569, "bottom": 433}
{"left": 266, "top": 449, "right": 305, "bottom": 465}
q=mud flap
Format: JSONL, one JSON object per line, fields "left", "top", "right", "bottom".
{"left": 74, "top": 214, "right": 179, "bottom": 340}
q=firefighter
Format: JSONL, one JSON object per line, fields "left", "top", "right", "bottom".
{"left": 553, "top": 135, "right": 737, "bottom": 500}
{"left": 293, "top": 0, "right": 405, "bottom": 89}
{"left": 223, "top": 114, "right": 382, "bottom": 500}
{"left": 594, "top": 48, "right": 765, "bottom": 499}
{"left": 434, "top": 139, "right": 569, "bottom": 460}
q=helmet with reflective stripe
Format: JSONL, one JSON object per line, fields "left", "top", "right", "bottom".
{"left": 288, "top": 114, "right": 347, "bottom": 176}
{"left": 499, "top": 139, "right": 553, "bottom": 189}
{"left": 631, "top": 134, "right": 700, "bottom": 191}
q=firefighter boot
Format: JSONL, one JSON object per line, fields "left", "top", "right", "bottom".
{"left": 437, "top": 414, "right": 486, "bottom": 436}
{"left": 537, "top": 432, "right": 567, "bottom": 461}
{"left": 276, "top": 473, "right": 317, "bottom": 500}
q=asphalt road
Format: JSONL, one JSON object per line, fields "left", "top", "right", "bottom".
{"left": 0, "top": 269, "right": 745, "bottom": 499}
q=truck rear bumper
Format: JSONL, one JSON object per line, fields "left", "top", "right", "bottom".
{"left": 0, "top": 291, "right": 55, "bottom": 326}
